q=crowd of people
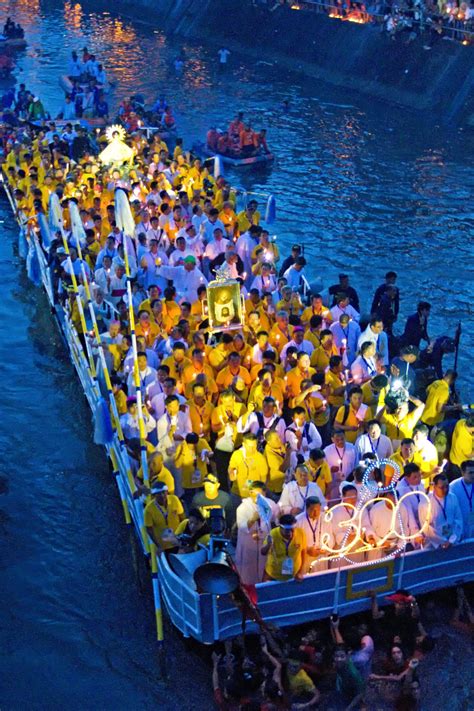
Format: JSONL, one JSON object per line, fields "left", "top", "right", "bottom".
{"left": 206, "top": 112, "right": 271, "bottom": 158}
{"left": 1, "top": 102, "right": 473, "bottom": 709}
{"left": 1, "top": 16, "right": 24, "bottom": 40}
{"left": 56, "top": 48, "right": 110, "bottom": 121}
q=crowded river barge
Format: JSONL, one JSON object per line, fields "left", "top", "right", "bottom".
{"left": 1, "top": 20, "right": 474, "bottom": 711}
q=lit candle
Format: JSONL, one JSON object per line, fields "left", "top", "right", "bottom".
{"left": 341, "top": 338, "right": 347, "bottom": 348}
{"left": 345, "top": 369, "right": 350, "bottom": 381}
{"left": 242, "top": 272, "right": 247, "bottom": 280}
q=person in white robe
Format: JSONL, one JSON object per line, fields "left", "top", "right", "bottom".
{"left": 449, "top": 460, "right": 474, "bottom": 539}
{"left": 364, "top": 491, "right": 420, "bottom": 559}
{"left": 355, "top": 420, "right": 393, "bottom": 462}
{"left": 278, "top": 465, "right": 326, "bottom": 516}
{"left": 419, "top": 474, "right": 463, "bottom": 549}
{"left": 296, "top": 496, "right": 334, "bottom": 573}
{"left": 235, "top": 481, "right": 279, "bottom": 585}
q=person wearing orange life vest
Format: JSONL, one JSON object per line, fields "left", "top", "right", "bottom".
{"left": 239, "top": 124, "right": 257, "bottom": 157}
{"left": 229, "top": 112, "right": 245, "bottom": 140}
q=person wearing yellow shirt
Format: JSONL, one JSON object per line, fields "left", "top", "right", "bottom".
{"left": 138, "top": 286, "right": 162, "bottom": 316}
{"left": 135, "top": 452, "right": 176, "bottom": 496}
{"left": 112, "top": 377, "right": 128, "bottom": 416}
{"left": 269, "top": 312, "right": 292, "bottom": 353}
{"left": 232, "top": 333, "right": 254, "bottom": 371}
{"left": 310, "top": 330, "right": 339, "bottom": 373}
{"left": 83, "top": 230, "right": 101, "bottom": 270}
{"left": 174, "top": 509, "right": 211, "bottom": 551}
{"left": 182, "top": 349, "right": 217, "bottom": 400}
{"left": 304, "top": 315, "right": 324, "bottom": 351}
{"left": 245, "top": 304, "right": 271, "bottom": 335}
{"left": 250, "top": 354, "right": 285, "bottom": 382}
{"left": 412, "top": 422, "right": 441, "bottom": 488}
{"left": 286, "top": 353, "right": 315, "bottom": 400}
{"left": 450, "top": 415, "right": 474, "bottom": 468}
{"left": 380, "top": 395, "right": 425, "bottom": 448}
{"left": 175, "top": 432, "right": 212, "bottom": 505}
{"left": 390, "top": 438, "right": 417, "bottom": 481}
{"left": 264, "top": 430, "right": 291, "bottom": 495}
{"left": 276, "top": 286, "right": 303, "bottom": 318}
{"left": 249, "top": 369, "right": 285, "bottom": 409}
{"left": 334, "top": 386, "right": 373, "bottom": 445}
{"left": 290, "top": 377, "right": 330, "bottom": 440}
{"left": 188, "top": 383, "right": 215, "bottom": 439}
{"left": 190, "top": 285, "right": 208, "bottom": 325}
{"left": 251, "top": 232, "right": 280, "bottom": 266}
{"left": 215, "top": 352, "right": 252, "bottom": 392}
{"left": 228, "top": 433, "right": 269, "bottom": 499}
{"left": 144, "top": 482, "right": 184, "bottom": 552}
{"left": 218, "top": 201, "right": 237, "bottom": 236}
{"left": 162, "top": 287, "right": 183, "bottom": 332}
{"left": 361, "top": 375, "right": 389, "bottom": 413}
{"left": 211, "top": 390, "right": 247, "bottom": 489}
{"left": 301, "top": 294, "right": 332, "bottom": 327}
{"left": 307, "top": 449, "right": 333, "bottom": 497}
{"left": 135, "top": 310, "right": 163, "bottom": 348}
{"left": 261, "top": 514, "right": 306, "bottom": 582}
{"left": 325, "top": 356, "right": 347, "bottom": 410}
{"left": 208, "top": 333, "right": 235, "bottom": 372}
{"left": 236, "top": 200, "right": 260, "bottom": 235}
{"left": 422, "top": 371, "right": 459, "bottom": 427}
{"left": 161, "top": 342, "right": 192, "bottom": 384}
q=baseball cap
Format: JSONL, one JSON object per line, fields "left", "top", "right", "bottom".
{"left": 183, "top": 255, "right": 196, "bottom": 264}
{"left": 203, "top": 473, "right": 219, "bottom": 485}
{"left": 293, "top": 325, "right": 304, "bottom": 333}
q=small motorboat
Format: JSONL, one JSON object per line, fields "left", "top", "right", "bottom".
{"left": 0, "top": 35, "right": 26, "bottom": 49}
{"left": 192, "top": 140, "right": 274, "bottom": 167}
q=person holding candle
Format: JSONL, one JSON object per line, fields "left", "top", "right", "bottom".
{"left": 334, "top": 386, "right": 373, "bottom": 444}
{"left": 323, "top": 430, "right": 357, "bottom": 481}
{"left": 330, "top": 313, "right": 360, "bottom": 366}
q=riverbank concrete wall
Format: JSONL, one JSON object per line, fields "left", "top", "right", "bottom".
{"left": 112, "top": 0, "right": 474, "bottom": 121}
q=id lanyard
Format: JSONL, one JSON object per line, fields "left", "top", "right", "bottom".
{"left": 433, "top": 495, "right": 448, "bottom": 521}
{"left": 461, "top": 482, "right": 474, "bottom": 512}
{"left": 154, "top": 501, "right": 168, "bottom": 526}
{"left": 306, "top": 516, "right": 320, "bottom": 545}
{"left": 335, "top": 445, "right": 345, "bottom": 469}
{"left": 369, "top": 436, "right": 380, "bottom": 456}
{"left": 362, "top": 357, "right": 376, "bottom": 376}
{"left": 298, "top": 484, "right": 310, "bottom": 506}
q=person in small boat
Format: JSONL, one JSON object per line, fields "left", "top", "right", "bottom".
{"left": 206, "top": 126, "right": 219, "bottom": 151}
{"left": 255, "top": 128, "right": 271, "bottom": 154}
{"left": 239, "top": 125, "right": 257, "bottom": 157}
{"left": 217, "top": 130, "right": 233, "bottom": 156}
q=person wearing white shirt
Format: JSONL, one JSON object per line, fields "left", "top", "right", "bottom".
{"left": 355, "top": 420, "right": 393, "bottom": 462}
{"left": 235, "top": 226, "right": 258, "bottom": 279}
{"left": 203, "top": 229, "right": 230, "bottom": 274}
{"left": 156, "top": 396, "right": 192, "bottom": 494}
{"left": 280, "top": 325, "right": 314, "bottom": 360}
{"left": 127, "top": 354, "right": 157, "bottom": 398}
{"left": 296, "top": 496, "right": 334, "bottom": 573}
{"left": 191, "top": 206, "right": 207, "bottom": 235}
{"left": 181, "top": 225, "right": 205, "bottom": 259}
{"left": 419, "top": 474, "right": 463, "bottom": 549}
{"left": 120, "top": 399, "right": 156, "bottom": 441}
{"left": 279, "top": 465, "right": 326, "bottom": 515}
{"left": 449, "top": 460, "right": 474, "bottom": 539}
{"left": 326, "top": 482, "right": 363, "bottom": 562}
{"left": 396, "top": 463, "right": 425, "bottom": 526}
{"left": 330, "top": 295, "right": 360, "bottom": 323}
{"left": 202, "top": 215, "right": 226, "bottom": 244}
{"left": 283, "top": 257, "right": 307, "bottom": 291}
{"left": 146, "top": 221, "right": 170, "bottom": 251}
{"left": 235, "top": 481, "right": 279, "bottom": 585}
{"left": 237, "top": 399, "right": 286, "bottom": 442}
{"left": 150, "top": 387, "right": 187, "bottom": 421}
{"left": 351, "top": 342, "right": 378, "bottom": 384}
{"left": 358, "top": 318, "right": 389, "bottom": 367}
{"left": 364, "top": 490, "right": 419, "bottom": 559}
{"left": 169, "top": 235, "right": 195, "bottom": 266}
{"left": 330, "top": 314, "right": 361, "bottom": 366}
{"left": 324, "top": 431, "right": 357, "bottom": 479}
{"left": 139, "top": 242, "right": 169, "bottom": 291}
{"left": 250, "top": 264, "right": 277, "bottom": 296}
{"left": 158, "top": 256, "right": 208, "bottom": 302}
{"left": 285, "top": 407, "right": 322, "bottom": 455}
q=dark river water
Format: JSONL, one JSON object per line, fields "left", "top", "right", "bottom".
{"left": 0, "top": 0, "right": 473, "bottom": 708}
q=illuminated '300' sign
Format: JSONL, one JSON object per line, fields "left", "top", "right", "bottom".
{"left": 310, "top": 459, "right": 432, "bottom": 570}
